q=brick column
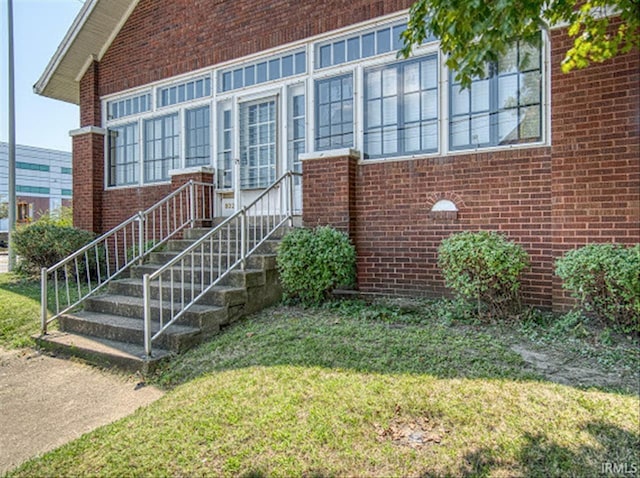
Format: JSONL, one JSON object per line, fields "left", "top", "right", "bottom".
{"left": 71, "top": 59, "right": 104, "bottom": 234}
{"left": 301, "top": 148, "right": 359, "bottom": 240}
{"left": 170, "top": 167, "right": 215, "bottom": 227}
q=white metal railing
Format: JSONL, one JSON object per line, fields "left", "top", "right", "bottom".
{"left": 40, "top": 180, "right": 215, "bottom": 334}
{"left": 142, "top": 171, "right": 302, "bottom": 357}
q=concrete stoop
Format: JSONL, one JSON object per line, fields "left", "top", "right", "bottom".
{"left": 34, "top": 223, "right": 287, "bottom": 373}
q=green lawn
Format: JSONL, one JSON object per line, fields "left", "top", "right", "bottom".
{"left": 0, "top": 273, "right": 44, "bottom": 348}
{"left": 7, "top": 300, "right": 639, "bottom": 477}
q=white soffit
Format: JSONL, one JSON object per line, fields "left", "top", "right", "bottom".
{"left": 33, "top": 0, "right": 139, "bottom": 105}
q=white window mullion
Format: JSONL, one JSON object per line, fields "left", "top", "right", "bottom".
{"left": 179, "top": 109, "right": 186, "bottom": 169}
{"left": 280, "top": 86, "right": 288, "bottom": 175}
{"left": 355, "top": 64, "right": 364, "bottom": 153}
{"left": 440, "top": 52, "right": 449, "bottom": 155}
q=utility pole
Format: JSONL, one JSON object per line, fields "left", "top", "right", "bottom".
{"left": 7, "top": 0, "right": 16, "bottom": 271}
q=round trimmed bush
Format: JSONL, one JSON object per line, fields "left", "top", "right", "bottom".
{"left": 277, "top": 226, "right": 356, "bottom": 306}
{"left": 438, "top": 231, "right": 530, "bottom": 319}
{"left": 555, "top": 243, "right": 639, "bottom": 333}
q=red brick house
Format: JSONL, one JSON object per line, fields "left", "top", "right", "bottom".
{"left": 36, "top": 0, "right": 639, "bottom": 312}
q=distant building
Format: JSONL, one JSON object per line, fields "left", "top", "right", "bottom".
{"left": 0, "top": 142, "right": 72, "bottom": 231}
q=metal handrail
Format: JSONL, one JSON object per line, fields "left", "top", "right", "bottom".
{"left": 40, "top": 179, "right": 216, "bottom": 333}
{"left": 142, "top": 171, "right": 302, "bottom": 357}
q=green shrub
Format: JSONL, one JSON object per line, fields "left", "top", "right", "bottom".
{"left": 555, "top": 243, "right": 639, "bottom": 333}
{"left": 438, "top": 231, "right": 530, "bottom": 319}
{"left": 277, "top": 226, "right": 356, "bottom": 306}
{"left": 12, "top": 222, "right": 95, "bottom": 276}
{"left": 36, "top": 205, "right": 73, "bottom": 228}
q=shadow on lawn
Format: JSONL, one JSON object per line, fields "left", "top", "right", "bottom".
{"left": 154, "top": 306, "right": 639, "bottom": 396}
{"left": 418, "top": 420, "right": 640, "bottom": 478}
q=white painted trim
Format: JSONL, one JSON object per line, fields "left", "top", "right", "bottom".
{"left": 169, "top": 166, "right": 215, "bottom": 176}
{"left": 300, "top": 148, "right": 361, "bottom": 161}
{"left": 69, "top": 126, "right": 106, "bottom": 137}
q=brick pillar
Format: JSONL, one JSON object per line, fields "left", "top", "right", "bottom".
{"left": 70, "top": 129, "right": 105, "bottom": 233}
{"left": 301, "top": 148, "right": 359, "bottom": 240}
{"left": 71, "top": 59, "right": 104, "bottom": 234}
{"left": 170, "top": 167, "right": 215, "bottom": 227}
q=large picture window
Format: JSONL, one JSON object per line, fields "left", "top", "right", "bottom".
{"left": 107, "top": 123, "right": 139, "bottom": 186}
{"left": 364, "top": 55, "right": 438, "bottom": 159}
{"left": 450, "top": 39, "right": 542, "bottom": 150}
{"left": 185, "top": 106, "right": 210, "bottom": 167}
{"left": 315, "top": 74, "right": 353, "bottom": 150}
{"left": 144, "top": 113, "right": 179, "bottom": 183}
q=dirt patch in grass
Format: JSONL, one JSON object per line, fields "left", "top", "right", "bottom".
{"left": 510, "top": 343, "right": 635, "bottom": 392}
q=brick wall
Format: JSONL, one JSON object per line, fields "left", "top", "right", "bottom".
{"left": 98, "top": 0, "right": 414, "bottom": 97}
{"left": 72, "top": 1, "right": 639, "bottom": 311}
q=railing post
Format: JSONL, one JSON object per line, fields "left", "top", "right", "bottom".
{"left": 240, "top": 208, "right": 247, "bottom": 270}
{"left": 189, "top": 179, "right": 195, "bottom": 228}
{"left": 137, "top": 211, "right": 145, "bottom": 265}
{"left": 40, "top": 268, "right": 48, "bottom": 335}
{"left": 287, "top": 172, "right": 294, "bottom": 227}
{"left": 143, "top": 273, "right": 153, "bottom": 358}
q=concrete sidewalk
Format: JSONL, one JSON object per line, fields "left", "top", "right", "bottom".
{"left": 0, "top": 348, "right": 164, "bottom": 474}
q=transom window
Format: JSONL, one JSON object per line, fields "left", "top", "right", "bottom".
{"left": 364, "top": 55, "right": 438, "bottom": 159}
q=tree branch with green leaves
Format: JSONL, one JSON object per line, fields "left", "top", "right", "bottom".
{"left": 400, "top": 0, "right": 639, "bottom": 87}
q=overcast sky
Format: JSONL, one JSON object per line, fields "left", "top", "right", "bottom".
{"left": 1, "top": 0, "right": 84, "bottom": 152}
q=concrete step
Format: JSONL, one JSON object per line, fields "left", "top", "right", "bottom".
{"left": 183, "top": 224, "right": 290, "bottom": 241}
{"left": 34, "top": 331, "right": 172, "bottom": 374}
{"left": 59, "top": 310, "right": 206, "bottom": 352}
{"left": 129, "top": 254, "right": 277, "bottom": 281}
{"left": 109, "top": 278, "right": 249, "bottom": 308}
{"left": 84, "top": 293, "right": 229, "bottom": 328}
{"left": 163, "top": 238, "right": 280, "bottom": 254}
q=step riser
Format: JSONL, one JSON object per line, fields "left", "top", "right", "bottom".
{"left": 84, "top": 297, "right": 228, "bottom": 328}
{"left": 184, "top": 225, "right": 289, "bottom": 241}
{"left": 154, "top": 241, "right": 279, "bottom": 265}
{"left": 59, "top": 315, "right": 205, "bottom": 352}
{"left": 109, "top": 281, "right": 248, "bottom": 308}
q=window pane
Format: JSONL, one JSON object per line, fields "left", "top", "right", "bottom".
{"left": 471, "top": 79, "right": 490, "bottom": 111}
{"left": 404, "top": 124, "right": 420, "bottom": 152}
{"left": 367, "top": 99, "right": 381, "bottom": 127}
{"left": 471, "top": 113, "right": 490, "bottom": 145}
{"left": 498, "top": 109, "right": 518, "bottom": 143}
{"left": 451, "top": 117, "right": 469, "bottom": 147}
{"left": 382, "top": 97, "right": 397, "bottom": 125}
{"left": 365, "top": 129, "right": 382, "bottom": 156}
{"left": 382, "top": 68, "right": 397, "bottom": 96}
{"left": 383, "top": 126, "right": 397, "bottom": 154}
{"left": 257, "top": 62, "right": 267, "bottom": 83}
{"left": 421, "top": 58, "right": 437, "bottom": 89}
{"left": 320, "top": 45, "right": 331, "bottom": 68}
{"left": 404, "top": 62, "right": 420, "bottom": 93}
{"left": 362, "top": 32, "right": 375, "bottom": 57}
{"left": 421, "top": 89, "right": 438, "bottom": 119}
{"left": 520, "top": 105, "right": 541, "bottom": 140}
{"left": 393, "top": 24, "right": 406, "bottom": 50}
{"left": 333, "top": 40, "right": 345, "bottom": 64}
{"left": 499, "top": 44, "right": 518, "bottom": 73}
{"left": 222, "top": 72, "right": 232, "bottom": 91}
{"left": 295, "top": 52, "right": 306, "bottom": 74}
{"left": 404, "top": 92, "right": 420, "bottom": 122}
{"left": 377, "top": 28, "right": 391, "bottom": 54}
{"left": 422, "top": 122, "right": 438, "bottom": 151}
{"left": 521, "top": 71, "right": 541, "bottom": 105}
{"left": 233, "top": 69, "right": 243, "bottom": 89}
{"left": 269, "top": 58, "right": 280, "bottom": 80}
{"left": 347, "top": 37, "right": 360, "bottom": 61}
{"left": 245, "top": 65, "right": 255, "bottom": 86}
{"left": 451, "top": 85, "right": 469, "bottom": 115}
{"left": 282, "top": 55, "right": 293, "bottom": 76}
{"left": 293, "top": 95, "right": 305, "bottom": 117}
{"left": 519, "top": 41, "right": 541, "bottom": 70}
{"left": 366, "top": 70, "right": 382, "bottom": 99}
{"left": 498, "top": 75, "right": 519, "bottom": 108}
{"left": 318, "top": 81, "right": 330, "bottom": 104}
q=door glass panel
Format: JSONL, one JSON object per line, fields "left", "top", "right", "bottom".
{"left": 240, "top": 98, "right": 277, "bottom": 189}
